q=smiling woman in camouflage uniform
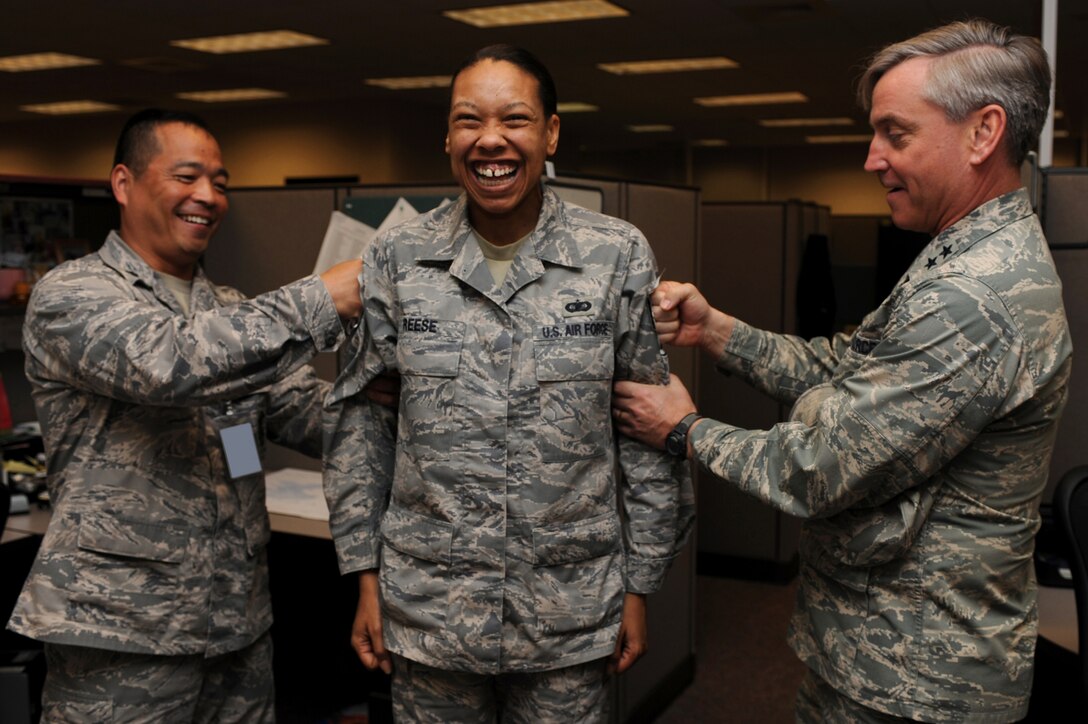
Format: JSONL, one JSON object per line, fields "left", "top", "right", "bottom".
{"left": 324, "top": 46, "right": 694, "bottom": 723}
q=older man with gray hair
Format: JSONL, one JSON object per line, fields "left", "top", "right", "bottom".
{"left": 613, "top": 19, "right": 1070, "bottom": 722}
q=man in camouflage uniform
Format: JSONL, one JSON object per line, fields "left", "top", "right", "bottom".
{"left": 613, "top": 20, "right": 1070, "bottom": 723}
{"left": 7, "top": 109, "right": 364, "bottom": 722}
{"left": 324, "top": 46, "right": 693, "bottom": 722}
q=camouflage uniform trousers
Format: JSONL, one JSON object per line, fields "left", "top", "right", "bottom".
{"left": 391, "top": 654, "right": 610, "bottom": 723}
{"left": 795, "top": 669, "right": 914, "bottom": 724}
{"left": 40, "top": 631, "right": 274, "bottom": 723}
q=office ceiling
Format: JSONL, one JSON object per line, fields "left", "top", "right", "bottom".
{"left": 1, "top": 0, "right": 1084, "bottom": 153}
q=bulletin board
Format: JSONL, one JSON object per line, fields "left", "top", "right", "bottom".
{"left": 0, "top": 197, "right": 73, "bottom": 268}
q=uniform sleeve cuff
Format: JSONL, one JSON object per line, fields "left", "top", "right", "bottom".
{"left": 291, "top": 274, "right": 345, "bottom": 353}
{"left": 333, "top": 531, "right": 380, "bottom": 576}
{"left": 625, "top": 556, "right": 674, "bottom": 595}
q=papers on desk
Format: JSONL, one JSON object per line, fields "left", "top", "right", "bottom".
{"left": 264, "top": 468, "right": 328, "bottom": 521}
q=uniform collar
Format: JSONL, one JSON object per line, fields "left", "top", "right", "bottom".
{"left": 416, "top": 185, "right": 585, "bottom": 270}
{"left": 905, "top": 188, "right": 1034, "bottom": 279}
{"left": 98, "top": 230, "right": 214, "bottom": 313}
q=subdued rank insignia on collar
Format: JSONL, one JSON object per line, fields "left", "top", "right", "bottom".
{"left": 851, "top": 335, "right": 879, "bottom": 355}
{"left": 563, "top": 299, "right": 594, "bottom": 317}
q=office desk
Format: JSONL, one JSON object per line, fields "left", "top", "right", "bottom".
{"left": 0, "top": 477, "right": 364, "bottom": 721}
{"left": 2, "top": 504, "right": 328, "bottom": 542}
{"left": 1, "top": 506, "right": 50, "bottom": 544}
{"left": 2, "top": 467, "right": 331, "bottom": 543}
{"left": 1038, "top": 584, "right": 1078, "bottom": 653}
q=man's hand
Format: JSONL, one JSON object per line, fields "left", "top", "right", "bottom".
{"left": 613, "top": 374, "right": 697, "bottom": 452}
{"left": 364, "top": 373, "right": 401, "bottom": 409}
{"left": 652, "top": 280, "right": 734, "bottom": 356}
{"left": 608, "top": 593, "right": 648, "bottom": 674}
{"left": 351, "top": 570, "right": 391, "bottom": 674}
{"left": 319, "top": 258, "right": 363, "bottom": 320}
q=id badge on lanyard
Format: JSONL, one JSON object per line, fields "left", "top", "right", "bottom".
{"left": 218, "top": 402, "right": 262, "bottom": 478}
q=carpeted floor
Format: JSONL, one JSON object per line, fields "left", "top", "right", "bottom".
{"left": 654, "top": 575, "right": 805, "bottom": 723}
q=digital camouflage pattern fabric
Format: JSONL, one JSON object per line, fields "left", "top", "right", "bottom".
{"left": 391, "top": 653, "right": 609, "bottom": 723}
{"left": 41, "top": 632, "right": 275, "bottom": 723}
{"left": 324, "top": 186, "right": 694, "bottom": 674}
{"left": 9, "top": 231, "right": 341, "bottom": 656}
{"left": 690, "top": 189, "right": 1071, "bottom": 721}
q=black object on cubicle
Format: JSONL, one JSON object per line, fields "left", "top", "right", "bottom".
{"left": 1055, "top": 465, "right": 1088, "bottom": 713}
{"left": 874, "top": 222, "right": 928, "bottom": 307}
{"left": 796, "top": 233, "right": 837, "bottom": 340}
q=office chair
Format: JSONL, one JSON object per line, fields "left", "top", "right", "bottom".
{"left": 1055, "top": 465, "right": 1088, "bottom": 713}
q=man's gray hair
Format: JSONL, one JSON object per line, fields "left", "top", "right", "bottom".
{"left": 857, "top": 19, "right": 1051, "bottom": 166}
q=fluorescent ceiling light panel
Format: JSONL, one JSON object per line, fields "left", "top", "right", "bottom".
{"left": 366, "top": 75, "right": 452, "bottom": 90}
{"left": 176, "top": 88, "right": 286, "bottom": 102}
{"left": 627, "top": 124, "right": 673, "bottom": 133}
{"left": 444, "top": 0, "right": 628, "bottom": 27}
{"left": 0, "top": 52, "right": 99, "bottom": 72}
{"left": 692, "top": 139, "right": 728, "bottom": 147}
{"left": 695, "top": 91, "right": 808, "bottom": 107}
{"left": 598, "top": 57, "right": 738, "bottom": 75}
{"left": 805, "top": 134, "right": 872, "bottom": 144}
{"left": 557, "top": 101, "right": 599, "bottom": 112}
{"left": 171, "top": 30, "right": 327, "bottom": 54}
{"left": 760, "top": 117, "right": 853, "bottom": 128}
{"left": 20, "top": 100, "right": 120, "bottom": 115}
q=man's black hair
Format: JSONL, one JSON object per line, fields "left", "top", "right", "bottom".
{"left": 113, "top": 108, "right": 216, "bottom": 176}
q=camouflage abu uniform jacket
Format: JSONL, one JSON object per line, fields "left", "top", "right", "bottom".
{"left": 8, "top": 231, "right": 342, "bottom": 656}
{"left": 324, "top": 187, "right": 694, "bottom": 674}
{"left": 691, "top": 189, "right": 1071, "bottom": 722}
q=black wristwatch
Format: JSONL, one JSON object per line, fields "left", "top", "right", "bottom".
{"left": 665, "top": 412, "right": 701, "bottom": 457}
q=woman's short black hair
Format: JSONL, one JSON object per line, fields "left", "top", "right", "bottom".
{"left": 450, "top": 44, "right": 558, "bottom": 117}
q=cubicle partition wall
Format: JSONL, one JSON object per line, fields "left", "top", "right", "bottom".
{"left": 1041, "top": 169, "right": 1088, "bottom": 500}
{"left": 204, "top": 175, "right": 700, "bottom": 724}
{"left": 696, "top": 200, "right": 830, "bottom": 579}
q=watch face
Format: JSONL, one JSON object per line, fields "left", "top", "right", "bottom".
{"left": 666, "top": 431, "right": 684, "bottom": 457}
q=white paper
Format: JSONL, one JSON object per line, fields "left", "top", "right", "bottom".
{"left": 374, "top": 197, "right": 420, "bottom": 235}
{"left": 312, "top": 210, "right": 376, "bottom": 275}
{"left": 264, "top": 468, "right": 329, "bottom": 521}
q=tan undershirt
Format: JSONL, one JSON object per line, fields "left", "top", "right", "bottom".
{"left": 158, "top": 272, "right": 193, "bottom": 316}
{"left": 473, "top": 229, "right": 529, "bottom": 287}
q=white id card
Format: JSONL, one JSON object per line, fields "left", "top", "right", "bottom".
{"left": 220, "top": 422, "right": 262, "bottom": 478}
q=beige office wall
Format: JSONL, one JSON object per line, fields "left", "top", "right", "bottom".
{"left": 0, "top": 97, "right": 450, "bottom": 187}
{"left": 2, "top": 103, "right": 1082, "bottom": 207}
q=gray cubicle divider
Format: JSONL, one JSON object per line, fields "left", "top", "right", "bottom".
{"left": 203, "top": 185, "right": 344, "bottom": 473}
{"left": 200, "top": 176, "right": 699, "bottom": 724}
{"left": 341, "top": 193, "right": 455, "bottom": 227}
{"left": 1042, "top": 169, "right": 1088, "bottom": 500}
{"left": 696, "top": 200, "right": 829, "bottom": 577}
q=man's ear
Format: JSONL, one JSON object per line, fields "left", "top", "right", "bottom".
{"left": 967, "top": 104, "right": 1008, "bottom": 166}
{"left": 110, "top": 164, "right": 132, "bottom": 208}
